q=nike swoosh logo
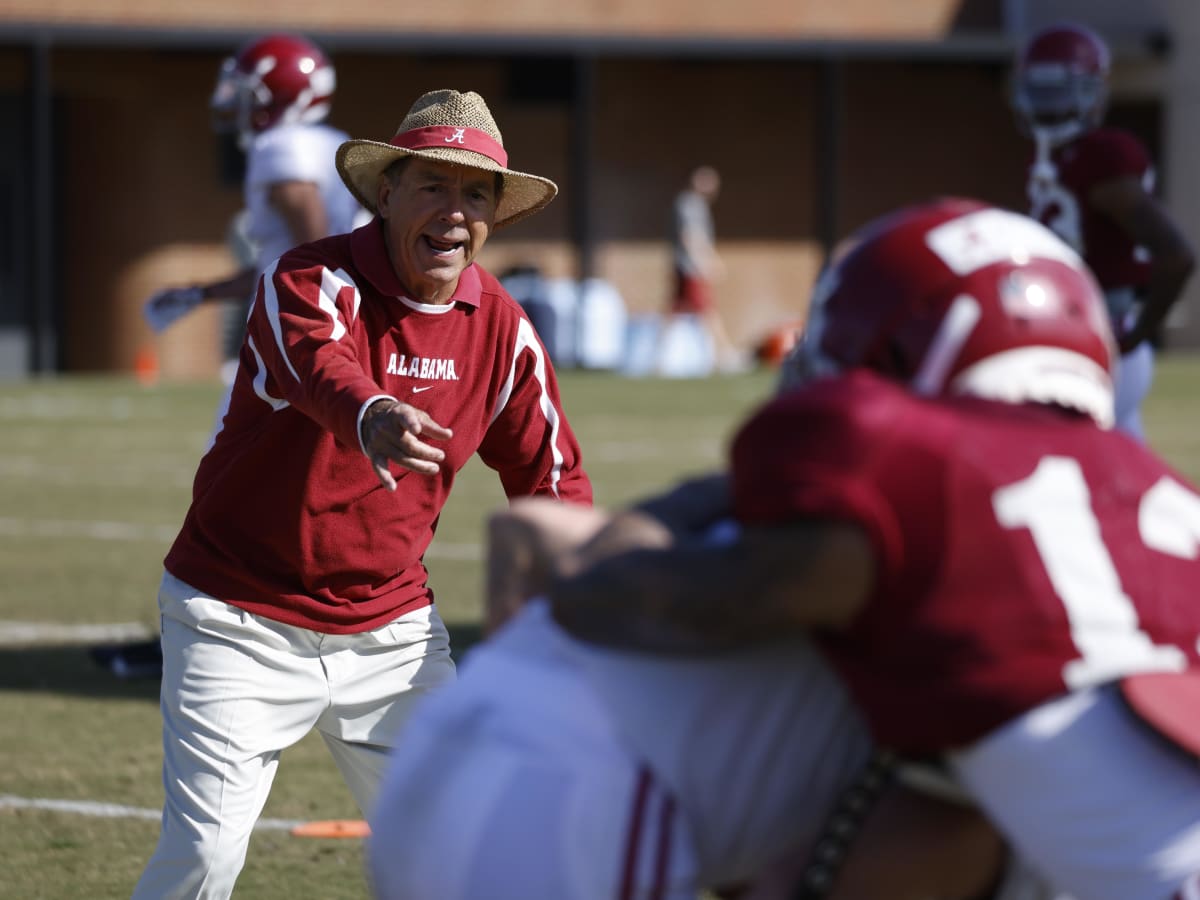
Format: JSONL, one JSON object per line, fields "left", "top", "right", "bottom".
{"left": 412, "top": 386, "right": 433, "bottom": 393}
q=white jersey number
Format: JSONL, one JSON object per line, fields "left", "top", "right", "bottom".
{"left": 992, "top": 456, "right": 1192, "bottom": 688}
{"left": 1028, "top": 176, "right": 1084, "bottom": 254}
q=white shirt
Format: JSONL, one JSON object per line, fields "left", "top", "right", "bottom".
{"left": 243, "top": 121, "right": 369, "bottom": 272}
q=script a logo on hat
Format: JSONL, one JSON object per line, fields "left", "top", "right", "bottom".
{"left": 444, "top": 128, "right": 466, "bottom": 144}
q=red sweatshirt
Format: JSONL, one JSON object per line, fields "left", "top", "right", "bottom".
{"left": 164, "top": 220, "right": 592, "bottom": 633}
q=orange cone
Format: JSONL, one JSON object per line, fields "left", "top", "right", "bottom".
{"left": 134, "top": 346, "right": 159, "bottom": 386}
{"left": 290, "top": 819, "right": 371, "bottom": 839}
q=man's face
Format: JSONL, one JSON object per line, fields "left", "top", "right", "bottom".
{"left": 377, "top": 158, "right": 499, "bottom": 304}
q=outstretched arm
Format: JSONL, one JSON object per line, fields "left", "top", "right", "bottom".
{"left": 484, "top": 498, "right": 614, "bottom": 635}
{"left": 484, "top": 468, "right": 874, "bottom": 652}
{"left": 1090, "top": 176, "right": 1196, "bottom": 352}
{"left": 483, "top": 473, "right": 729, "bottom": 635}
{"left": 548, "top": 515, "right": 874, "bottom": 654}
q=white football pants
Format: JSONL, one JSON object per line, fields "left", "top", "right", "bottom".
{"left": 366, "top": 613, "right": 698, "bottom": 900}
{"left": 366, "top": 602, "right": 868, "bottom": 900}
{"left": 1114, "top": 340, "right": 1154, "bottom": 441}
{"left": 950, "top": 684, "right": 1200, "bottom": 900}
{"left": 132, "top": 571, "right": 456, "bottom": 900}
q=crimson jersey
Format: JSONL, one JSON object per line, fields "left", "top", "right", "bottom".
{"left": 731, "top": 372, "right": 1200, "bottom": 752}
{"left": 1026, "top": 127, "right": 1153, "bottom": 291}
{"left": 165, "top": 221, "right": 592, "bottom": 634}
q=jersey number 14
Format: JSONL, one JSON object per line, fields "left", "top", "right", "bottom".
{"left": 993, "top": 455, "right": 1195, "bottom": 688}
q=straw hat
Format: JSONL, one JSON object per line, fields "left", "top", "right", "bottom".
{"left": 336, "top": 89, "right": 558, "bottom": 229}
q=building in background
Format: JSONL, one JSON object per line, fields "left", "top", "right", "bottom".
{"left": 0, "top": 0, "right": 1196, "bottom": 378}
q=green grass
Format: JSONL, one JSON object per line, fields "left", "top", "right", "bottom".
{"left": 2, "top": 358, "right": 1198, "bottom": 898}
{"left": 0, "top": 366, "right": 775, "bottom": 899}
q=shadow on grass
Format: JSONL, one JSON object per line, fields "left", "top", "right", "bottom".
{"left": 0, "top": 622, "right": 485, "bottom": 701}
{"left": 0, "top": 645, "right": 162, "bottom": 700}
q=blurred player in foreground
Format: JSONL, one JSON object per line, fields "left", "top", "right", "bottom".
{"left": 369, "top": 479, "right": 1002, "bottom": 900}
{"left": 367, "top": 198, "right": 1200, "bottom": 900}
{"left": 131, "top": 88, "right": 592, "bottom": 899}
{"left": 1012, "top": 21, "right": 1195, "bottom": 439}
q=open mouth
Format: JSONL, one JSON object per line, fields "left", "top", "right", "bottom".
{"left": 423, "top": 236, "right": 464, "bottom": 257}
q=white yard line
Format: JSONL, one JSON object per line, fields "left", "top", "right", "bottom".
{"left": 0, "top": 517, "right": 178, "bottom": 543}
{"left": 0, "top": 794, "right": 304, "bottom": 831}
{"left": 0, "top": 621, "right": 152, "bottom": 646}
{"left": 0, "top": 516, "right": 481, "bottom": 559}
{"left": 0, "top": 395, "right": 139, "bottom": 420}
{"left": 0, "top": 458, "right": 194, "bottom": 489}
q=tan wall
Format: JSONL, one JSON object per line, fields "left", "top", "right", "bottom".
{"left": 56, "top": 50, "right": 242, "bottom": 376}
{"left": 840, "top": 61, "right": 1027, "bottom": 227}
{"left": 50, "top": 50, "right": 580, "bottom": 376}
{"left": 46, "top": 47, "right": 1036, "bottom": 374}
{"left": 3, "top": 0, "right": 977, "bottom": 39}
{"left": 44, "top": 0, "right": 1197, "bottom": 374}
{"left": 590, "top": 59, "right": 824, "bottom": 347}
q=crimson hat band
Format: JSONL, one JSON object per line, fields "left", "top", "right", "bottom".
{"left": 389, "top": 125, "right": 508, "bottom": 168}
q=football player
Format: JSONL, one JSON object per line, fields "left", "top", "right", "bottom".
{"left": 369, "top": 476, "right": 1003, "bottom": 900}
{"left": 530, "top": 199, "right": 1200, "bottom": 899}
{"left": 142, "top": 33, "right": 369, "bottom": 364}
{"left": 1011, "top": 21, "right": 1195, "bottom": 440}
{"left": 374, "top": 200, "right": 1182, "bottom": 900}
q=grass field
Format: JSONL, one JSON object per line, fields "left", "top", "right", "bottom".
{"left": 2, "top": 358, "right": 1199, "bottom": 899}
{"left": 0, "top": 366, "right": 776, "bottom": 899}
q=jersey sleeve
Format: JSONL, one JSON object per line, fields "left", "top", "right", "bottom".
{"left": 730, "top": 377, "right": 907, "bottom": 579}
{"left": 477, "top": 315, "right": 593, "bottom": 505}
{"left": 243, "top": 248, "right": 390, "bottom": 452}
{"left": 1080, "top": 129, "right": 1152, "bottom": 186}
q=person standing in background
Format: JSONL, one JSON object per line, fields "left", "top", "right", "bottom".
{"left": 131, "top": 87, "right": 592, "bottom": 900}
{"left": 662, "top": 165, "right": 743, "bottom": 373}
{"left": 1011, "top": 22, "right": 1195, "bottom": 439}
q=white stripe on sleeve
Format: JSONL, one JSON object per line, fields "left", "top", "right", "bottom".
{"left": 318, "top": 267, "right": 361, "bottom": 340}
{"left": 263, "top": 259, "right": 302, "bottom": 385}
{"left": 265, "top": 262, "right": 363, "bottom": 386}
{"left": 247, "top": 335, "right": 290, "bottom": 412}
{"left": 491, "top": 317, "right": 565, "bottom": 497}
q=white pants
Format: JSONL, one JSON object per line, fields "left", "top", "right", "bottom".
{"left": 133, "top": 571, "right": 456, "bottom": 900}
{"left": 367, "top": 623, "right": 698, "bottom": 900}
{"left": 366, "top": 603, "right": 868, "bottom": 900}
{"left": 950, "top": 685, "right": 1200, "bottom": 900}
{"left": 1114, "top": 341, "right": 1154, "bottom": 441}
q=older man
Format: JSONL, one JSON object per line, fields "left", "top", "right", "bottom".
{"left": 133, "top": 89, "right": 592, "bottom": 900}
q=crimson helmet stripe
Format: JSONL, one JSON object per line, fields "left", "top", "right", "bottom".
{"left": 389, "top": 125, "right": 508, "bottom": 168}
{"left": 617, "top": 766, "right": 677, "bottom": 899}
{"left": 618, "top": 768, "right": 652, "bottom": 900}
